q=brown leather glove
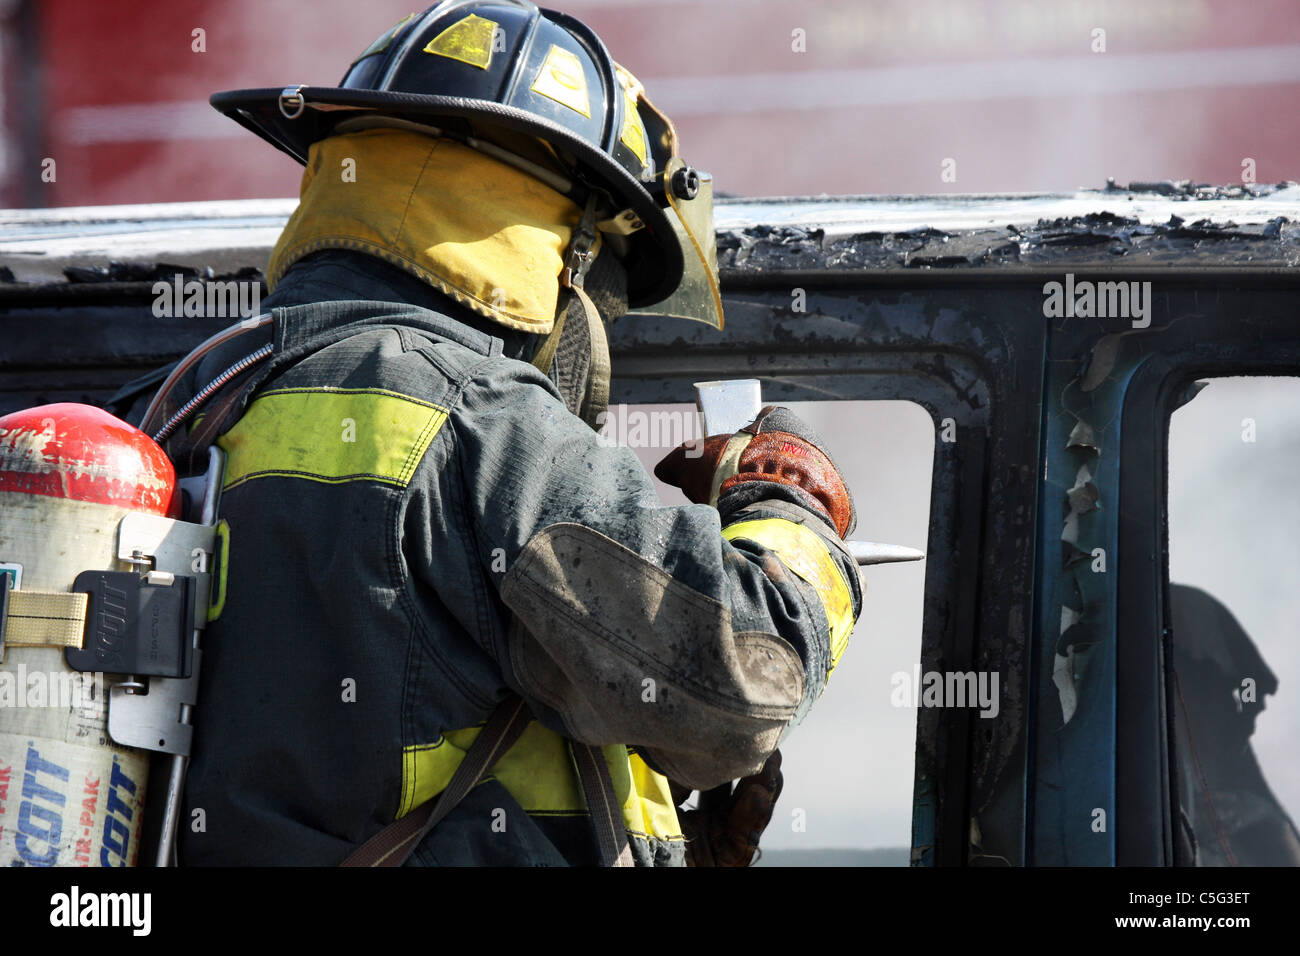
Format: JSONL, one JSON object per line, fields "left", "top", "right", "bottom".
{"left": 655, "top": 405, "right": 854, "bottom": 538}
{"left": 671, "top": 751, "right": 784, "bottom": 867}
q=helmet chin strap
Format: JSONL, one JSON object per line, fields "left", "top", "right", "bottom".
{"left": 570, "top": 283, "right": 611, "bottom": 430}
{"left": 531, "top": 192, "right": 612, "bottom": 431}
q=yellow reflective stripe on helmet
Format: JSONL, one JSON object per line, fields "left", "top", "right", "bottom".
{"left": 722, "top": 518, "right": 856, "bottom": 673}
{"left": 218, "top": 387, "right": 447, "bottom": 491}
{"left": 422, "top": 13, "right": 499, "bottom": 70}
{"left": 531, "top": 44, "right": 592, "bottom": 118}
{"left": 401, "top": 723, "right": 682, "bottom": 842}
{"left": 614, "top": 64, "right": 649, "bottom": 167}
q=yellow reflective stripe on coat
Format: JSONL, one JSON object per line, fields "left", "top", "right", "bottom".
{"left": 618, "top": 749, "right": 681, "bottom": 841}
{"left": 401, "top": 722, "right": 683, "bottom": 842}
{"left": 722, "top": 518, "right": 856, "bottom": 673}
{"left": 218, "top": 387, "right": 447, "bottom": 491}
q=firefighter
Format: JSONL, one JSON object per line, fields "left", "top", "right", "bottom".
{"left": 146, "top": 0, "right": 863, "bottom": 866}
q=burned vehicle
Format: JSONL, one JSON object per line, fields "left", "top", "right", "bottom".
{"left": 1, "top": 181, "right": 1298, "bottom": 866}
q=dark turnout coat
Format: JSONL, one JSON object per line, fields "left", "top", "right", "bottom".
{"left": 161, "top": 252, "right": 861, "bottom": 866}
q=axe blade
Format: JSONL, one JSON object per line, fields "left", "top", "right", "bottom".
{"left": 694, "top": 379, "right": 762, "bottom": 435}
{"left": 691, "top": 379, "right": 925, "bottom": 567}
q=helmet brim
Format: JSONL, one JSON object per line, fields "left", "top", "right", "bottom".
{"left": 210, "top": 86, "right": 684, "bottom": 306}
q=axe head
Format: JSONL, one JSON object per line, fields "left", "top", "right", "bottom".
{"left": 691, "top": 379, "right": 925, "bottom": 567}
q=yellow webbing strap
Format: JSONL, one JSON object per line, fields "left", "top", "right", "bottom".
{"left": 2, "top": 591, "right": 88, "bottom": 648}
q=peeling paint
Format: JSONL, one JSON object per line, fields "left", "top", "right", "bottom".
{"left": 1062, "top": 540, "right": 1092, "bottom": 567}
{"left": 1061, "top": 509, "right": 1079, "bottom": 545}
{"left": 0, "top": 424, "right": 165, "bottom": 490}
{"left": 0, "top": 423, "right": 54, "bottom": 472}
{"left": 1066, "top": 419, "right": 1100, "bottom": 455}
{"left": 1053, "top": 648, "right": 1078, "bottom": 725}
{"left": 1080, "top": 334, "right": 1125, "bottom": 393}
{"left": 1066, "top": 470, "right": 1101, "bottom": 517}
{"left": 1057, "top": 402, "right": 1105, "bottom": 730}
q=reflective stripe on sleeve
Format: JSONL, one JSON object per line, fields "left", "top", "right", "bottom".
{"left": 609, "top": 747, "right": 683, "bottom": 841}
{"left": 722, "top": 517, "right": 856, "bottom": 674}
{"left": 218, "top": 387, "right": 447, "bottom": 491}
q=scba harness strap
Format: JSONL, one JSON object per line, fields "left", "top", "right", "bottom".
{"left": 343, "top": 696, "right": 634, "bottom": 868}
{"left": 342, "top": 696, "right": 530, "bottom": 867}
{"left": 0, "top": 585, "right": 88, "bottom": 653}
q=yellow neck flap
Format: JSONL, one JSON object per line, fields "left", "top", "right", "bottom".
{"left": 267, "top": 128, "right": 584, "bottom": 333}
